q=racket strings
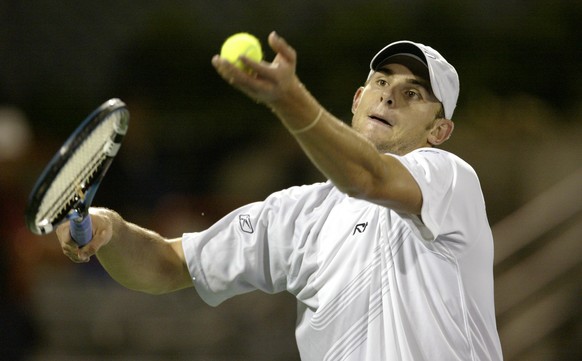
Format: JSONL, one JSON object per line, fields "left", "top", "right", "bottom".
{"left": 37, "top": 115, "right": 117, "bottom": 224}
{"left": 42, "top": 152, "right": 106, "bottom": 222}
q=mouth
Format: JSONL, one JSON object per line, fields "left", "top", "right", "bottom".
{"left": 368, "top": 114, "right": 392, "bottom": 127}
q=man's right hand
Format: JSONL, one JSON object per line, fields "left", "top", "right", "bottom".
{"left": 56, "top": 207, "right": 113, "bottom": 263}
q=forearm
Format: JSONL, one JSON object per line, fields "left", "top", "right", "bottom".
{"left": 270, "top": 79, "right": 391, "bottom": 198}
{"left": 93, "top": 209, "right": 191, "bottom": 294}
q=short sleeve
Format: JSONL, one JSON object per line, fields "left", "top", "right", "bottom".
{"left": 391, "top": 148, "right": 457, "bottom": 241}
{"left": 181, "top": 198, "right": 289, "bottom": 306}
{"left": 182, "top": 183, "right": 333, "bottom": 306}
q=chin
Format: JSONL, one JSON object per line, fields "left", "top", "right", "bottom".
{"left": 371, "top": 141, "right": 395, "bottom": 154}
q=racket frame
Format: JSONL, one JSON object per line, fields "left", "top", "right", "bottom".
{"left": 25, "top": 98, "right": 129, "bottom": 244}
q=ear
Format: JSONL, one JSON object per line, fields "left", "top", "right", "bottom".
{"left": 351, "top": 87, "right": 364, "bottom": 114}
{"left": 428, "top": 118, "right": 454, "bottom": 146}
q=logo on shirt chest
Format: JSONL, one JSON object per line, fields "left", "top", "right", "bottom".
{"left": 352, "top": 221, "right": 369, "bottom": 235}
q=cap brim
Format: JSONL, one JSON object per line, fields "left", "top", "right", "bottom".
{"left": 371, "top": 42, "right": 427, "bottom": 70}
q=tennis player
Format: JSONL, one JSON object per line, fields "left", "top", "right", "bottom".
{"left": 57, "top": 32, "right": 503, "bottom": 360}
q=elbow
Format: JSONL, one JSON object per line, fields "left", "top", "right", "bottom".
{"left": 111, "top": 278, "right": 168, "bottom": 295}
{"left": 332, "top": 164, "right": 387, "bottom": 201}
{"left": 335, "top": 178, "right": 377, "bottom": 201}
{"left": 339, "top": 169, "right": 380, "bottom": 199}
{"left": 112, "top": 266, "right": 190, "bottom": 296}
{"left": 124, "top": 281, "right": 180, "bottom": 296}
{"left": 335, "top": 176, "right": 422, "bottom": 215}
{"left": 140, "top": 287, "right": 170, "bottom": 296}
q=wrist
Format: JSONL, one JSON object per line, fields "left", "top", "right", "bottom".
{"left": 268, "top": 76, "right": 308, "bottom": 113}
{"left": 89, "top": 207, "right": 119, "bottom": 251}
{"left": 289, "top": 108, "right": 324, "bottom": 135}
{"left": 268, "top": 78, "right": 322, "bottom": 134}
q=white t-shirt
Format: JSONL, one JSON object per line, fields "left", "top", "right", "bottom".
{"left": 182, "top": 148, "right": 503, "bottom": 361}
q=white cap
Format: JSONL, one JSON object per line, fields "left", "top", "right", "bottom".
{"left": 369, "top": 41, "right": 459, "bottom": 119}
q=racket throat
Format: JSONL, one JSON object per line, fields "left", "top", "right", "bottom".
{"left": 69, "top": 207, "right": 88, "bottom": 223}
{"left": 70, "top": 179, "right": 100, "bottom": 221}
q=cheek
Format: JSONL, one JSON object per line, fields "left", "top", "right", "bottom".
{"left": 351, "top": 101, "right": 369, "bottom": 126}
{"left": 353, "top": 86, "right": 377, "bottom": 110}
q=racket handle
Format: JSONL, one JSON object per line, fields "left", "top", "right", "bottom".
{"left": 70, "top": 216, "right": 93, "bottom": 246}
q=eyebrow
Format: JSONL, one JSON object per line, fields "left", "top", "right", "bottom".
{"left": 375, "top": 69, "right": 432, "bottom": 93}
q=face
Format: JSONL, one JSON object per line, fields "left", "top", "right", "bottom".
{"left": 351, "top": 62, "right": 447, "bottom": 155}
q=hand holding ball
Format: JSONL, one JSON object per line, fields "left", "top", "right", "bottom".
{"left": 220, "top": 33, "right": 263, "bottom": 72}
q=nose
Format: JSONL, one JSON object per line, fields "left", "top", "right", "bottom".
{"left": 379, "top": 84, "right": 395, "bottom": 106}
{"left": 380, "top": 94, "right": 394, "bottom": 106}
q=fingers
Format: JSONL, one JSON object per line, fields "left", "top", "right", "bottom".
{"left": 211, "top": 55, "right": 248, "bottom": 84}
{"left": 212, "top": 55, "right": 276, "bottom": 103}
{"left": 56, "top": 222, "right": 91, "bottom": 263}
{"left": 55, "top": 210, "right": 113, "bottom": 263}
{"left": 212, "top": 52, "right": 272, "bottom": 86}
{"left": 211, "top": 31, "right": 298, "bottom": 105}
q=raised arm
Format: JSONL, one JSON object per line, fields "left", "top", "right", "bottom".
{"left": 56, "top": 207, "right": 192, "bottom": 294}
{"left": 212, "top": 32, "right": 422, "bottom": 214}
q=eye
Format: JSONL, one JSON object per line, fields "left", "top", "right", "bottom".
{"left": 376, "top": 78, "right": 388, "bottom": 87}
{"left": 406, "top": 90, "right": 421, "bottom": 99}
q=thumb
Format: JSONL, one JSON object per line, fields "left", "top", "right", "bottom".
{"left": 268, "top": 31, "right": 297, "bottom": 65}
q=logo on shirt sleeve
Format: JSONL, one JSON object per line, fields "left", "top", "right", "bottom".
{"left": 239, "top": 214, "right": 254, "bottom": 233}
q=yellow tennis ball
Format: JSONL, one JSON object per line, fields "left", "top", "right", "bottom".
{"left": 220, "top": 33, "right": 263, "bottom": 72}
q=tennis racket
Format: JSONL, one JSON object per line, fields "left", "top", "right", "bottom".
{"left": 25, "top": 98, "right": 129, "bottom": 246}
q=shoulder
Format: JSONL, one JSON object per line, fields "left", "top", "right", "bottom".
{"left": 403, "top": 148, "right": 471, "bottom": 167}
{"left": 262, "top": 181, "right": 343, "bottom": 211}
{"left": 394, "top": 148, "right": 478, "bottom": 182}
{"left": 270, "top": 180, "right": 335, "bottom": 200}
{"left": 395, "top": 147, "right": 482, "bottom": 211}
{"left": 392, "top": 148, "right": 485, "bottom": 242}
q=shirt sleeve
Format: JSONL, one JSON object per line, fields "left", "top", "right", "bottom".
{"left": 391, "top": 148, "right": 457, "bottom": 241}
{"left": 182, "top": 183, "right": 332, "bottom": 306}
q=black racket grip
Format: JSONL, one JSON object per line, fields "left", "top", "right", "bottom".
{"left": 70, "top": 216, "right": 93, "bottom": 246}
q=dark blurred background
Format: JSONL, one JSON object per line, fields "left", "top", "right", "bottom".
{"left": 0, "top": 1, "right": 580, "bottom": 360}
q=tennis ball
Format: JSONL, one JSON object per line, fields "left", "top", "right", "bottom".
{"left": 220, "top": 33, "right": 263, "bottom": 72}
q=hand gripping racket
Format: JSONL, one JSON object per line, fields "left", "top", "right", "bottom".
{"left": 25, "top": 98, "right": 129, "bottom": 246}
